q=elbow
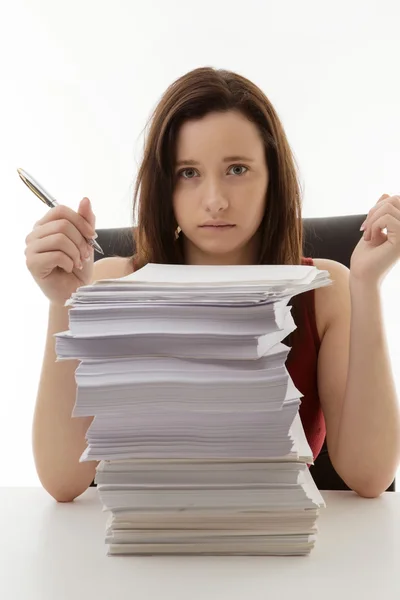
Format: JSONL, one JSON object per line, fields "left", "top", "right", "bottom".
{"left": 33, "top": 454, "right": 96, "bottom": 503}
{"left": 52, "top": 490, "right": 82, "bottom": 503}
{"left": 344, "top": 475, "right": 394, "bottom": 499}
{"left": 49, "top": 484, "right": 89, "bottom": 503}
{"left": 37, "top": 474, "right": 91, "bottom": 503}
{"left": 351, "top": 483, "right": 386, "bottom": 499}
{"left": 331, "top": 456, "right": 396, "bottom": 499}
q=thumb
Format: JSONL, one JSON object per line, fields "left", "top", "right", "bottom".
{"left": 78, "top": 197, "right": 96, "bottom": 228}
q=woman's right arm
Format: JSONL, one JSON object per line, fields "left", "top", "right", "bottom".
{"left": 25, "top": 198, "right": 132, "bottom": 502}
{"left": 32, "top": 258, "right": 131, "bottom": 503}
{"left": 32, "top": 301, "right": 96, "bottom": 502}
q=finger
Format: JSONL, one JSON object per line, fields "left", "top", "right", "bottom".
{"left": 371, "top": 199, "right": 400, "bottom": 223}
{"left": 26, "top": 219, "right": 92, "bottom": 262}
{"left": 377, "top": 193, "right": 391, "bottom": 203}
{"left": 360, "top": 195, "right": 398, "bottom": 231}
{"left": 368, "top": 220, "right": 387, "bottom": 246}
{"left": 364, "top": 213, "right": 400, "bottom": 243}
{"left": 390, "top": 195, "right": 400, "bottom": 209}
{"left": 78, "top": 197, "right": 96, "bottom": 231}
{"left": 34, "top": 204, "right": 96, "bottom": 239}
{"left": 26, "top": 234, "right": 83, "bottom": 270}
{"left": 363, "top": 195, "right": 391, "bottom": 223}
{"left": 363, "top": 201, "right": 400, "bottom": 240}
{"left": 26, "top": 250, "right": 74, "bottom": 278}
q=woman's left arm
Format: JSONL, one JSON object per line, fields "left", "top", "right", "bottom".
{"left": 315, "top": 194, "right": 400, "bottom": 498}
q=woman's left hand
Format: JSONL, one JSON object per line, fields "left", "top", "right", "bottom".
{"left": 350, "top": 194, "right": 400, "bottom": 286}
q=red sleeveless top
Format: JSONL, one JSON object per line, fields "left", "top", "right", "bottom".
{"left": 286, "top": 257, "right": 326, "bottom": 460}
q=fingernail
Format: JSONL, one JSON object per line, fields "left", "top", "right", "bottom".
{"left": 91, "top": 233, "right": 98, "bottom": 239}
{"left": 360, "top": 221, "right": 366, "bottom": 231}
{"left": 76, "top": 261, "right": 83, "bottom": 270}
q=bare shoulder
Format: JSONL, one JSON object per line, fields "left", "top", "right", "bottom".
{"left": 312, "top": 257, "right": 349, "bottom": 281}
{"left": 312, "top": 258, "right": 351, "bottom": 340}
{"left": 92, "top": 256, "right": 134, "bottom": 281}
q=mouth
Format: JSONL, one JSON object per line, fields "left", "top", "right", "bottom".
{"left": 199, "top": 221, "right": 236, "bottom": 229}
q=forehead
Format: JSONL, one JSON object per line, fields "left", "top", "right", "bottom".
{"left": 175, "top": 110, "right": 264, "bottom": 159}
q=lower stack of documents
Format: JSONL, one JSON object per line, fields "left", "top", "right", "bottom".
{"left": 56, "top": 263, "right": 331, "bottom": 556}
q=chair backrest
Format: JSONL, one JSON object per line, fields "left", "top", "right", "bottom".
{"left": 94, "top": 214, "right": 367, "bottom": 265}
{"left": 94, "top": 214, "right": 395, "bottom": 492}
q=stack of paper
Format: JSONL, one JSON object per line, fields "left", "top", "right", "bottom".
{"left": 56, "top": 263, "right": 331, "bottom": 556}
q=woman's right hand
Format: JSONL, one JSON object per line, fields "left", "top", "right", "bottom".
{"left": 25, "top": 197, "right": 97, "bottom": 306}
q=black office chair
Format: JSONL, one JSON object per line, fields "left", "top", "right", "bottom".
{"left": 93, "top": 214, "right": 395, "bottom": 492}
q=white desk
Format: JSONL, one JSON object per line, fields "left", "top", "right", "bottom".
{"left": 1, "top": 487, "right": 399, "bottom": 599}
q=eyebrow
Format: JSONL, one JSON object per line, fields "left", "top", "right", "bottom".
{"left": 175, "top": 155, "right": 256, "bottom": 167}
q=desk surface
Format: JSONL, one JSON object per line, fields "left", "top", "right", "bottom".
{"left": 1, "top": 487, "right": 399, "bottom": 599}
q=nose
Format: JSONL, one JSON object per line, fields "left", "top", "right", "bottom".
{"left": 201, "top": 181, "right": 229, "bottom": 214}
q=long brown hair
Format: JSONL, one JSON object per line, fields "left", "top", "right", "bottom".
{"left": 133, "top": 66, "right": 304, "bottom": 269}
{"left": 132, "top": 67, "right": 307, "bottom": 345}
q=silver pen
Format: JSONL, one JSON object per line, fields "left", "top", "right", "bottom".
{"left": 17, "top": 167, "right": 104, "bottom": 255}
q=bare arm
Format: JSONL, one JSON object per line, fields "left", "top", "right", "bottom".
{"left": 334, "top": 277, "right": 400, "bottom": 494}
{"left": 315, "top": 258, "right": 400, "bottom": 498}
{"left": 32, "top": 256, "right": 132, "bottom": 502}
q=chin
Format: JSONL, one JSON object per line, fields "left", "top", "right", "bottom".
{"left": 198, "top": 240, "right": 243, "bottom": 254}
{"left": 197, "top": 241, "right": 252, "bottom": 263}
{"left": 184, "top": 230, "right": 257, "bottom": 261}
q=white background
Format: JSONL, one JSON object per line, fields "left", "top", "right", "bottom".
{"left": 1, "top": 0, "right": 399, "bottom": 486}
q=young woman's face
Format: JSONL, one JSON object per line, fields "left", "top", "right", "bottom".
{"left": 172, "top": 110, "right": 269, "bottom": 265}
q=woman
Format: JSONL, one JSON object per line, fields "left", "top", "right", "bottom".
{"left": 25, "top": 67, "right": 400, "bottom": 502}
